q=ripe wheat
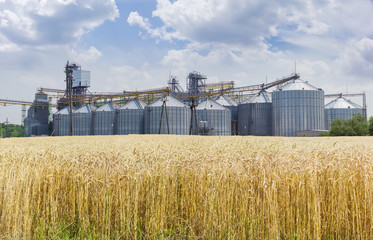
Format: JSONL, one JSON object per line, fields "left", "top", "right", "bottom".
{"left": 0, "top": 135, "right": 372, "bottom": 239}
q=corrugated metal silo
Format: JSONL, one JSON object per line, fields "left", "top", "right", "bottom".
{"left": 73, "top": 104, "right": 94, "bottom": 136}
{"left": 24, "top": 117, "right": 39, "bottom": 137}
{"left": 93, "top": 102, "right": 116, "bottom": 135}
{"left": 144, "top": 95, "right": 190, "bottom": 135}
{"left": 117, "top": 99, "right": 146, "bottom": 135}
{"left": 238, "top": 90, "right": 272, "bottom": 136}
{"left": 214, "top": 95, "right": 238, "bottom": 135}
{"left": 324, "top": 96, "right": 363, "bottom": 129}
{"left": 53, "top": 107, "right": 71, "bottom": 136}
{"left": 196, "top": 99, "right": 231, "bottom": 136}
{"left": 272, "top": 79, "right": 324, "bottom": 136}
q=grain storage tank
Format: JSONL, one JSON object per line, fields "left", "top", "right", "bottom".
{"left": 238, "top": 90, "right": 272, "bottom": 136}
{"left": 73, "top": 104, "right": 95, "bottom": 136}
{"left": 144, "top": 95, "right": 190, "bottom": 135}
{"left": 214, "top": 95, "right": 238, "bottom": 135}
{"left": 117, "top": 98, "right": 146, "bottom": 135}
{"left": 196, "top": 99, "right": 231, "bottom": 136}
{"left": 93, "top": 102, "right": 116, "bottom": 135}
{"left": 272, "top": 79, "right": 324, "bottom": 136}
{"left": 53, "top": 107, "right": 71, "bottom": 136}
{"left": 324, "top": 96, "right": 363, "bottom": 129}
{"left": 24, "top": 92, "right": 49, "bottom": 137}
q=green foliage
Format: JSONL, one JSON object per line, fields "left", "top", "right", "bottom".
{"left": 329, "top": 114, "right": 369, "bottom": 136}
{"left": 0, "top": 123, "right": 24, "bottom": 138}
{"left": 369, "top": 117, "right": 373, "bottom": 136}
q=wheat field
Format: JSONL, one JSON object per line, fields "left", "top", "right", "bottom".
{"left": 0, "top": 135, "right": 372, "bottom": 239}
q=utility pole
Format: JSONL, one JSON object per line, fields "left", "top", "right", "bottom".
{"left": 21, "top": 105, "right": 26, "bottom": 126}
{"left": 65, "top": 61, "right": 74, "bottom": 136}
{"left": 4, "top": 118, "right": 9, "bottom": 138}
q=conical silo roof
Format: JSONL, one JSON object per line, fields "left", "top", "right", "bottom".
{"left": 325, "top": 97, "right": 362, "bottom": 109}
{"left": 242, "top": 90, "right": 271, "bottom": 103}
{"left": 279, "top": 79, "right": 320, "bottom": 91}
{"left": 214, "top": 95, "right": 238, "bottom": 106}
{"left": 196, "top": 99, "right": 227, "bottom": 110}
{"left": 148, "top": 95, "right": 187, "bottom": 107}
{"left": 119, "top": 98, "right": 146, "bottom": 110}
{"left": 96, "top": 102, "right": 116, "bottom": 112}
{"left": 55, "top": 106, "right": 71, "bottom": 115}
{"left": 74, "top": 104, "right": 95, "bottom": 113}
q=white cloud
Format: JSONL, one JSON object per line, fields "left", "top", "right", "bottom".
{"left": 0, "top": 0, "right": 119, "bottom": 47}
{"left": 335, "top": 38, "right": 373, "bottom": 81}
{"left": 69, "top": 46, "right": 102, "bottom": 63}
{"left": 129, "top": 0, "right": 373, "bottom": 51}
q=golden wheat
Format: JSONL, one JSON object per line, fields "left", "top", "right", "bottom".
{"left": 0, "top": 135, "right": 372, "bottom": 239}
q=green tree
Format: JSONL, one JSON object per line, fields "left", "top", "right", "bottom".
{"left": 369, "top": 117, "right": 373, "bottom": 136}
{"left": 329, "top": 114, "right": 369, "bottom": 136}
{"left": 0, "top": 123, "right": 24, "bottom": 138}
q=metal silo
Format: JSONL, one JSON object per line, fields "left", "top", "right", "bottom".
{"left": 214, "top": 95, "right": 238, "bottom": 135}
{"left": 238, "top": 90, "right": 272, "bottom": 136}
{"left": 325, "top": 96, "right": 363, "bottom": 129}
{"left": 93, "top": 102, "right": 116, "bottom": 135}
{"left": 144, "top": 95, "right": 190, "bottom": 135}
{"left": 196, "top": 99, "right": 231, "bottom": 136}
{"left": 53, "top": 107, "right": 71, "bottom": 136}
{"left": 117, "top": 98, "right": 146, "bottom": 135}
{"left": 73, "top": 104, "right": 94, "bottom": 136}
{"left": 272, "top": 79, "right": 324, "bottom": 136}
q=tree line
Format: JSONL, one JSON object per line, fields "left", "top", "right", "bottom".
{"left": 323, "top": 114, "right": 373, "bottom": 136}
{"left": 0, "top": 123, "right": 24, "bottom": 138}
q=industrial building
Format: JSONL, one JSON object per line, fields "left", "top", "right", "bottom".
{"left": 93, "top": 102, "right": 116, "bottom": 135}
{"left": 144, "top": 95, "right": 190, "bottom": 135}
{"left": 324, "top": 96, "right": 363, "bottom": 130}
{"left": 272, "top": 79, "right": 325, "bottom": 136}
{"left": 214, "top": 95, "right": 238, "bottom": 135}
{"left": 196, "top": 99, "right": 231, "bottom": 136}
{"left": 52, "top": 107, "right": 71, "bottom": 136}
{"left": 73, "top": 104, "right": 95, "bottom": 136}
{"left": 117, "top": 99, "right": 146, "bottom": 135}
{"left": 14, "top": 61, "right": 368, "bottom": 137}
{"left": 238, "top": 90, "right": 272, "bottom": 136}
{"left": 24, "top": 92, "right": 49, "bottom": 137}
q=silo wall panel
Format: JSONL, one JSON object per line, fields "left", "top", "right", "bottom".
{"left": 117, "top": 109, "right": 145, "bottom": 135}
{"left": 226, "top": 105, "right": 238, "bottom": 135}
{"left": 196, "top": 109, "right": 231, "bottom": 136}
{"left": 53, "top": 114, "right": 71, "bottom": 136}
{"left": 93, "top": 111, "right": 115, "bottom": 135}
{"left": 325, "top": 108, "right": 363, "bottom": 130}
{"left": 73, "top": 113, "right": 92, "bottom": 136}
{"left": 24, "top": 117, "right": 38, "bottom": 137}
{"left": 145, "top": 106, "right": 190, "bottom": 135}
{"left": 272, "top": 90, "right": 324, "bottom": 136}
{"left": 238, "top": 103, "right": 272, "bottom": 136}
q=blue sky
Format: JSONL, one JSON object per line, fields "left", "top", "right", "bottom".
{"left": 1, "top": 0, "right": 373, "bottom": 124}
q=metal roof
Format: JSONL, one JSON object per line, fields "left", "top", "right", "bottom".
{"left": 214, "top": 95, "right": 238, "bottom": 106}
{"left": 74, "top": 104, "right": 95, "bottom": 113}
{"left": 241, "top": 90, "right": 271, "bottom": 104}
{"left": 279, "top": 79, "right": 320, "bottom": 91}
{"left": 119, "top": 98, "right": 146, "bottom": 110}
{"left": 196, "top": 99, "right": 228, "bottom": 110}
{"left": 96, "top": 102, "right": 116, "bottom": 112}
{"left": 55, "top": 106, "right": 71, "bottom": 115}
{"left": 148, "top": 95, "right": 187, "bottom": 108}
{"left": 325, "top": 97, "right": 362, "bottom": 109}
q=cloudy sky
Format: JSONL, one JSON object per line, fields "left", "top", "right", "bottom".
{"left": 1, "top": 0, "right": 373, "bottom": 124}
